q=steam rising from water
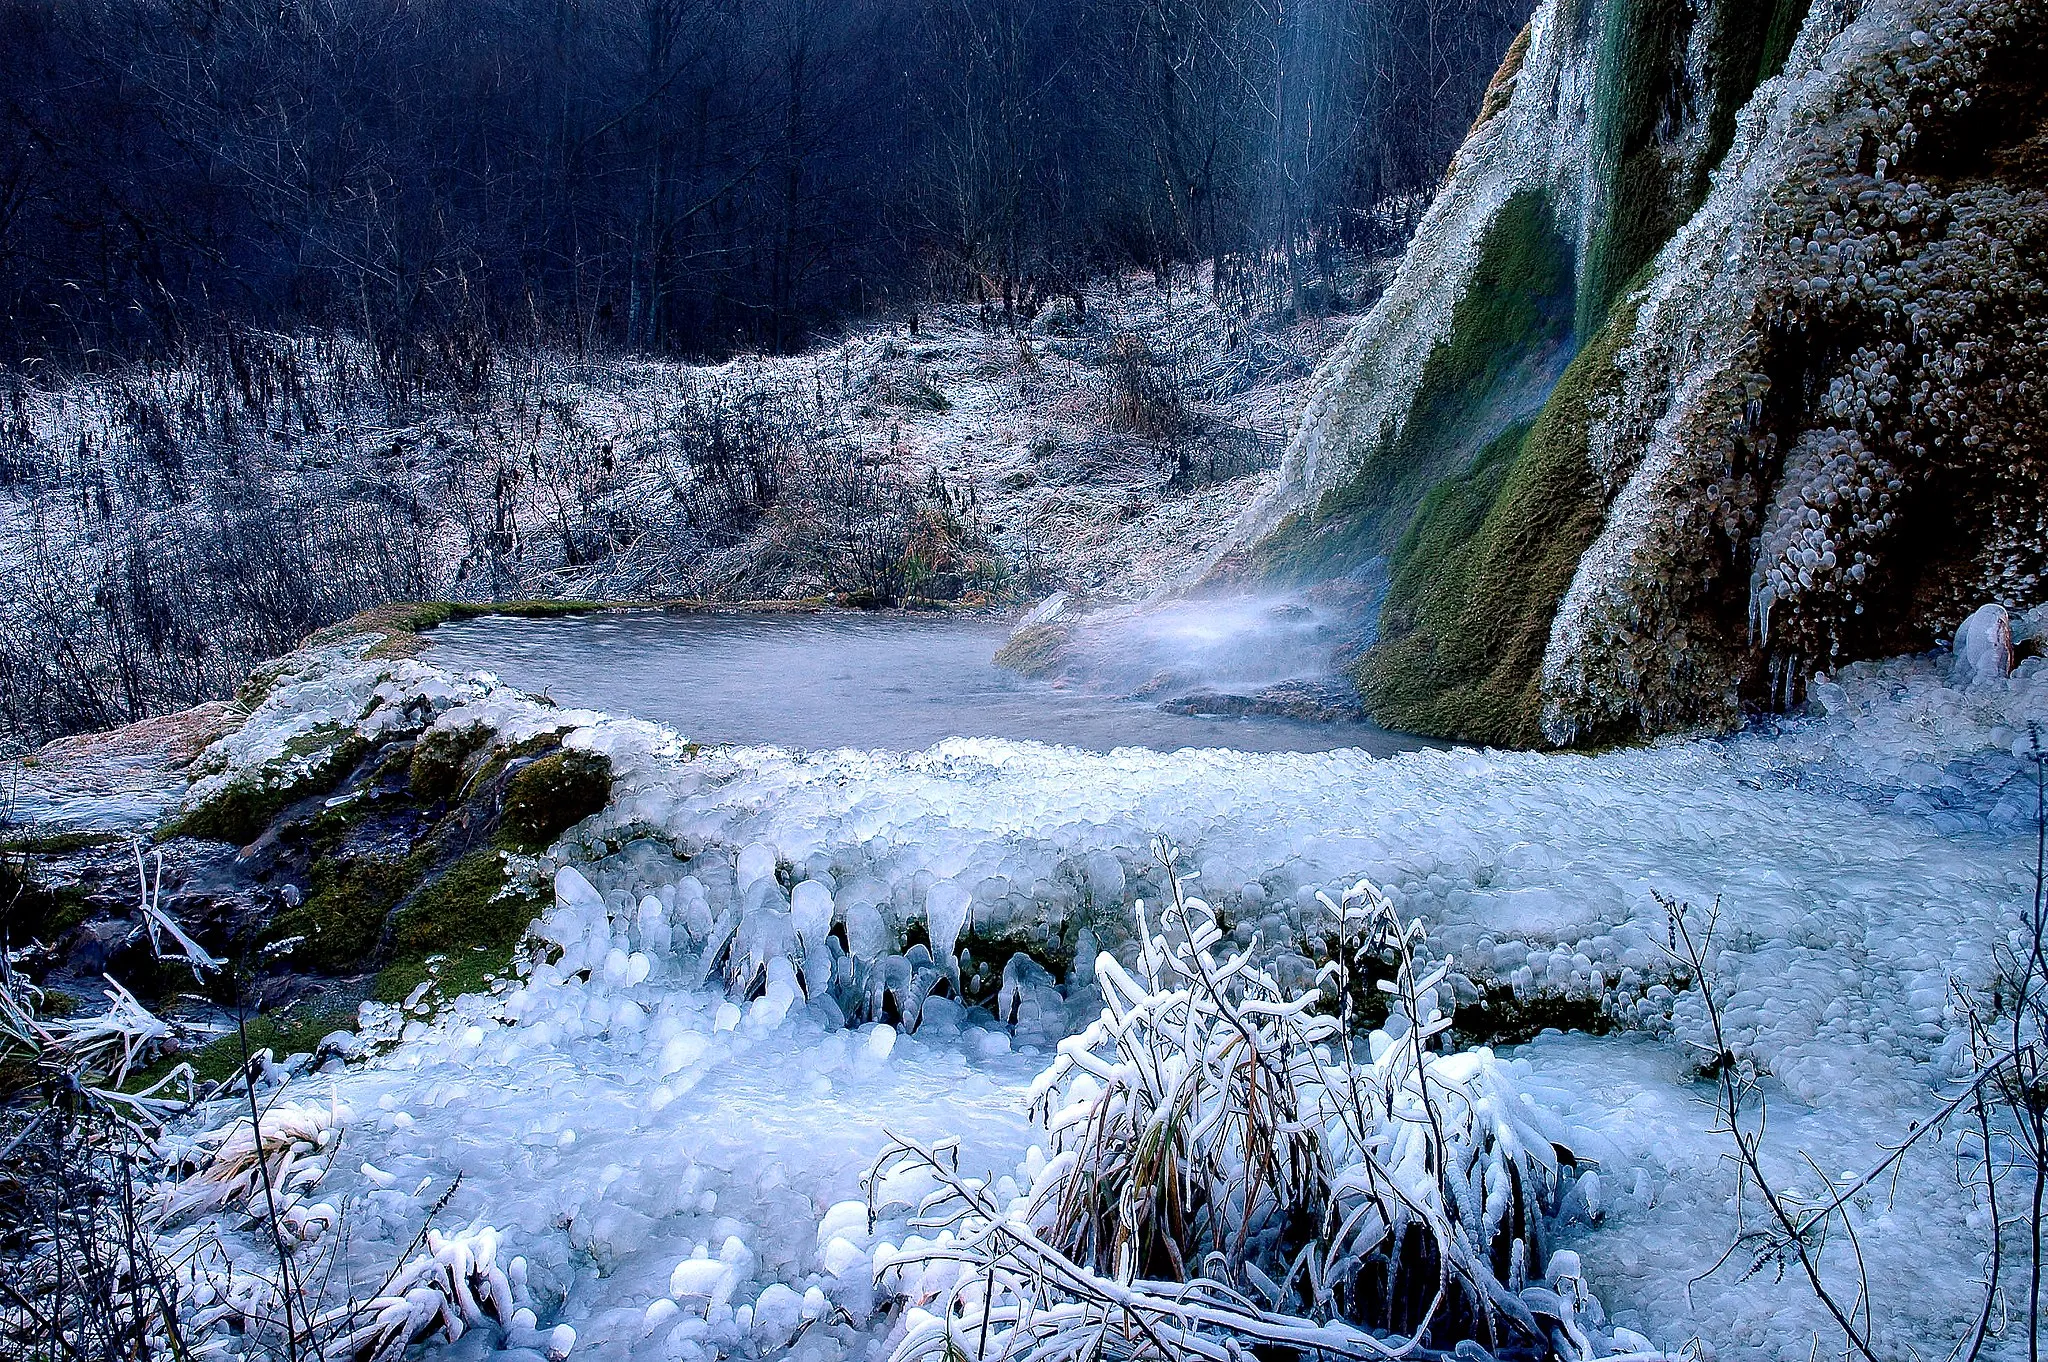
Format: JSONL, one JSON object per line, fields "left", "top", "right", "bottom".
{"left": 1049, "top": 594, "right": 1362, "bottom": 697}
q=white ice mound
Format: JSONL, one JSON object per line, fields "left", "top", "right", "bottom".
{"left": 1952, "top": 602, "right": 2013, "bottom": 688}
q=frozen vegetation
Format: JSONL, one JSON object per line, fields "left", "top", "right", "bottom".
{"left": 0, "top": 271, "right": 1372, "bottom": 746}
{"left": 15, "top": 597, "right": 2027, "bottom": 1360}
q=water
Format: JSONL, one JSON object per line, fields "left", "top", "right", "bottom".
{"left": 425, "top": 610, "right": 1432, "bottom": 756}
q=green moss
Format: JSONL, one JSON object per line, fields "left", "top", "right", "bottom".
{"left": 1697, "top": 0, "right": 1815, "bottom": 202}
{"left": 409, "top": 724, "right": 493, "bottom": 800}
{"left": 269, "top": 855, "right": 416, "bottom": 971}
{"left": 236, "top": 663, "right": 289, "bottom": 711}
{"left": 125, "top": 1004, "right": 360, "bottom": 1090}
{"left": 1581, "top": 0, "right": 1810, "bottom": 334}
{"left": 164, "top": 728, "right": 373, "bottom": 844}
{"left": 459, "top": 599, "right": 610, "bottom": 620}
{"left": 1354, "top": 298, "right": 1639, "bottom": 746}
{"left": 374, "top": 850, "right": 542, "bottom": 1003}
{"left": 0, "top": 829, "right": 123, "bottom": 856}
{"left": 197, "top": 1008, "right": 360, "bottom": 1082}
{"left": 1254, "top": 192, "right": 1577, "bottom": 581}
{"left": 496, "top": 750, "right": 612, "bottom": 852}
{"left": 302, "top": 598, "right": 613, "bottom": 660}
{"left": 1754, "top": 0, "right": 1811, "bottom": 86}
{"left": 1579, "top": 0, "right": 1697, "bottom": 334}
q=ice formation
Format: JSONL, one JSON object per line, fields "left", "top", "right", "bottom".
{"left": 1212, "top": 0, "right": 2043, "bottom": 742}
{"left": 139, "top": 626, "right": 2048, "bottom": 1359}
{"left": 1544, "top": 0, "right": 2048, "bottom": 737}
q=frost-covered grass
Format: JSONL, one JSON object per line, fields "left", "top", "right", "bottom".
{"left": 3, "top": 270, "right": 1368, "bottom": 747}
{"left": 861, "top": 863, "right": 1636, "bottom": 1359}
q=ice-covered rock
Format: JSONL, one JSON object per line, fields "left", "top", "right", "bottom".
{"left": 1951, "top": 603, "right": 2013, "bottom": 687}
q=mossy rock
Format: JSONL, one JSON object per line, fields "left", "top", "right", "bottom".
{"left": 410, "top": 724, "right": 494, "bottom": 801}
{"left": 496, "top": 750, "right": 613, "bottom": 852}
{"left": 302, "top": 598, "right": 613, "bottom": 659}
{"left": 124, "top": 1003, "right": 361, "bottom": 1091}
{"left": 1253, "top": 191, "right": 1577, "bottom": 582}
{"left": 374, "top": 850, "right": 545, "bottom": 1003}
{"left": 165, "top": 728, "right": 374, "bottom": 845}
{"left": 0, "top": 829, "right": 124, "bottom": 857}
{"left": 1578, "top": 0, "right": 1806, "bottom": 334}
{"left": 269, "top": 855, "right": 418, "bottom": 972}
{"left": 1697, "top": 0, "right": 1814, "bottom": 199}
{"left": 1354, "top": 296, "right": 1640, "bottom": 746}
{"left": 992, "top": 622, "right": 1073, "bottom": 677}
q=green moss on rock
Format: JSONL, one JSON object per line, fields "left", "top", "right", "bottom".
{"left": 1, "top": 858, "right": 89, "bottom": 945}
{"left": 1698, "top": 0, "right": 1815, "bottom": 202}
{"left": 1254, "top": 191, "right": 1577, "bottom": 581}
{"left": 496, "top": 750, "right": 613, "bottom": 852}
{"left": 166, "top": 729, "right": 374, "bottom": 845}
{"left": 270, "top": 855, "right": 417, "bottom": 972}
{"left": 1579, "top": 0, "right": 1698, "bottom": 333}
{"left": 1581, "top": 0, "right": 1810, "bottom": 334}
{"left": 375, "top": 850, "right": 543, "bottom": 1003}
{"left": 409, "top": 724, "right": 493, "bottom": 800}
{"left": 1354, "top": 298, "right": 1638, "bottom": 746}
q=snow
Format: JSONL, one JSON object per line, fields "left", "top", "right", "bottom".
{"left": 156, "top": 632, "right": 2048, "bottom": 1359}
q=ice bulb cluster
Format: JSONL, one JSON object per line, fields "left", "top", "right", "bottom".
{"left": 1546, "top": 0, "right": 2046, "bottom": 738}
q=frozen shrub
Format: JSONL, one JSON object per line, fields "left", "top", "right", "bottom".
{"left": 866, "top": 847, "right": 1639, "bottom": 1361}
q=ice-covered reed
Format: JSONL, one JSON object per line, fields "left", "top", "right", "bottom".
{"left": 865, "top": 848, "right": 1649, "bottom": 1360}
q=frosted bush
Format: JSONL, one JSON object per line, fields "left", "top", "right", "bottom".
{"left": 164, "top": 1092, "right": 352, "bottom": 1243}
{"left": 865, "top": 850, "right": 1642, "bottom": 1361}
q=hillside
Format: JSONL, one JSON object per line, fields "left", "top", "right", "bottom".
{"left": 0, "top": 272, "right": 1377, "bottom": 746}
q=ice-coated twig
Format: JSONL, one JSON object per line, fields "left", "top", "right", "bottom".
{"left": 132, "top": 838, "right": 225, "bottom": 979}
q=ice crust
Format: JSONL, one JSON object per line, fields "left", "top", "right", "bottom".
{"left": 168, "top": 633, "right": 2048, "bottom": 1359}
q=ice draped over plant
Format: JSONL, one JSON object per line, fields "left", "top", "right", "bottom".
{"left": 860, "top": 863, "right": 1636, "bottom": 1361}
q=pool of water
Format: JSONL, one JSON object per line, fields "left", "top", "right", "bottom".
{"left": 425, "top": 610, "right": 1432, "bottom": 755}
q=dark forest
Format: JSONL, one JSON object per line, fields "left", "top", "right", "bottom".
{"left": 2, "top": 0, "right": 1528, "bottom": 366}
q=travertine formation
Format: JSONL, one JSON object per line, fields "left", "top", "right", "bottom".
{"left": 1546, "top": 0, "right": 2046, "bottom": 738}
{"left": 1242, "top": 0, "right": 2047, "bottom": 744}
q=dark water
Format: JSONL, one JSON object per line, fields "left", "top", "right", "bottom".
{"left": 425, "top": 610, "right": 1431, "bottom": 756}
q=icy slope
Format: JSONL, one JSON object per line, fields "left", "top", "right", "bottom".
{"left": 1218, "top": 0, "right": 2045, "bottom": 744}
{"left": 1544, "top": 0, "right": 2048, "bottom": 739}
{"left": 1216, "top": 0, "right": 1601, "bottom": 565}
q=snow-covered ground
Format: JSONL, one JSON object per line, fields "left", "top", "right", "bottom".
{"left": 144, "top": 626, "right": 2047, "bottom": 1361}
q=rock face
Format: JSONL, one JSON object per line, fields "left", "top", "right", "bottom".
{"left": 1222, "top": 0, "right": 2048, "bottom": 746}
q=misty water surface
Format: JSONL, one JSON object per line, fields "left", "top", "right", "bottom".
{"left": 425, "top": 610, "right": 1432, "bottom": 755}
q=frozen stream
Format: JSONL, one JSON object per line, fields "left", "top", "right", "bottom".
{"left": 423, "top": 609, "right": 1428, "bottom": 756}
{"left": 152, "top": 630, "right": 2048, "bottom": 1362}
